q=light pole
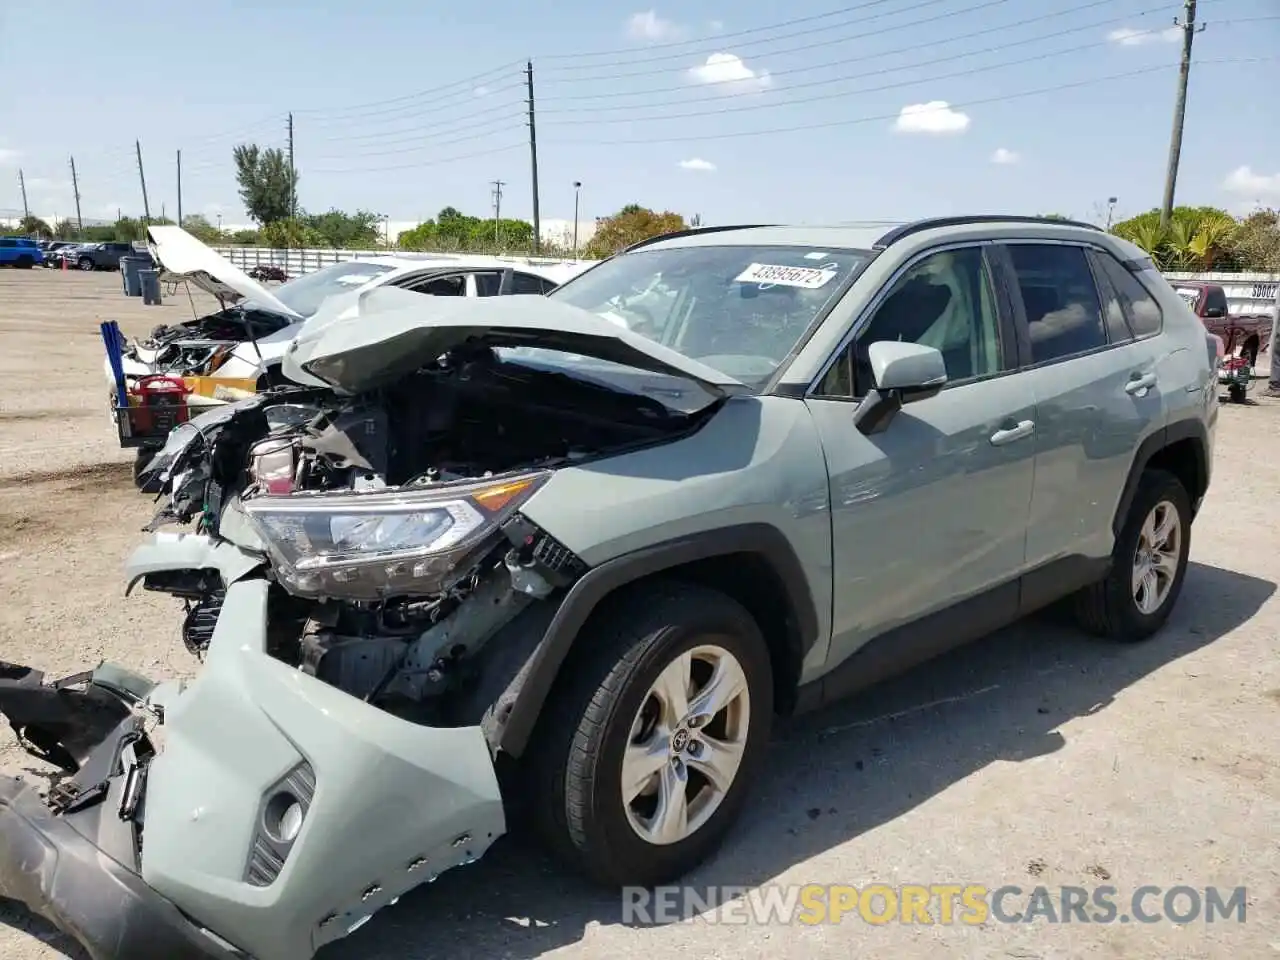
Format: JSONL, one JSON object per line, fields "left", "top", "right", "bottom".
{"left": 572, "top": 181, "right": 582, "bottom": 259}
{"left": 1105, "top": 197, "right": 1118, "bottom": 232}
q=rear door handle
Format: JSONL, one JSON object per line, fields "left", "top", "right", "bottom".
{"left": 1126, "top": 371, "right": 1158, "bottom": 396}
{"left": 990, "top": 419, "right": 1035, "bottom": 446}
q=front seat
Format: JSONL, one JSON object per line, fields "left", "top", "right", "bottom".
{"left": 855, "top": 276, "right": 953, "bottom": 393}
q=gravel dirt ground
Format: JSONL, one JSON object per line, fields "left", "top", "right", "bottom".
{"left": 1, "top": 268, "right": 1277, "bottom": 960}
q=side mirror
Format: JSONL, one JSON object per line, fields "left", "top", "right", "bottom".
{"left": 853, "top": 341, "right": 948, "bottom": 436}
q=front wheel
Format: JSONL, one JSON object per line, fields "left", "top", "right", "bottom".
{"left": 526, "top": 581, "right": 773, "bottom": 888}
{"left": 1074, "top": 469, "right": 1192, "bottom": 641}
{"left": 15, "top": 255, "right": 33, "bottom": 269}
{"left": 77, "top": 256, "right": 94, "bottom": 271}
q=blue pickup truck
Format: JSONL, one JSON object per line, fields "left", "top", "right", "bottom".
{"left": 0, "top": 236, "right": 44, "bottom": 268}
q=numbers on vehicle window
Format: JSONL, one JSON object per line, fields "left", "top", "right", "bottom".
{"left": 1091, "top": 251, "right": 1164, "bottom": 340}
{"left": 815, "top": 246, "right": 1001, "bottom": 399}
{"left": 1007, "top": 244, "right": 1107, "bottom": 363}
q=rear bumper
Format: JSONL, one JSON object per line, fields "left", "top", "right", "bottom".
{"left": 0, "top": 776, "right": 242, "bottom": 960}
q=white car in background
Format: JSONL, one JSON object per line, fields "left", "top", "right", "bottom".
{"left": 104, "top": 225, "right": 592, "bottom": 394}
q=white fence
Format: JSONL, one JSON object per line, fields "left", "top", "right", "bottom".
{"left": 212, "top": 245, "right": 592, "bottom": 276}
{"left": 213, "top": 245, "right": 1279, "bottom": 317}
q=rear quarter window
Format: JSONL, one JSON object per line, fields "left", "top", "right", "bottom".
{"left": 1093, "top": 252, "right": 1164, "bottom": 338}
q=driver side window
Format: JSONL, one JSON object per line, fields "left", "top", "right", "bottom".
{"left": 816, "top": 246, "right": 1001, "bottom": 399}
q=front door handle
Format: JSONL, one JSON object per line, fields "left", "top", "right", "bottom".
{"left": 990, "top": 419, "right": 1035, "bottom": 446}
{"left": 1126, "top": 371, "right": 1158, "bottom": 396}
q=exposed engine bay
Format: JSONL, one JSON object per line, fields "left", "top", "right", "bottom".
{"left": 124, "top": 304, "right": 298, "bottom": 378}
{"left": 137, "top": 342, "right": 715, "bottom": 736}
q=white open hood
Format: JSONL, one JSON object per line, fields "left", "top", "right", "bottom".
{"left": 145, "top": 226, "right": 303, "bottom": 321}
{"left": 282, "top": 286, "right": 750, "bottom": 397}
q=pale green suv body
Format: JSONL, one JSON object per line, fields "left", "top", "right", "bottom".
{"left": 0, "top": 217, "right": 1216, "bottom": 960}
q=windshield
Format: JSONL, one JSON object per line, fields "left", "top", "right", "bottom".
{"left": 541, "top": 243, "right": 870, "bottom": 387}
{"left": 1171, "top": 284, "right": 1200, "bottom": 308}
{"left": 269, "top": 260, "right": 400, "bottom": 317}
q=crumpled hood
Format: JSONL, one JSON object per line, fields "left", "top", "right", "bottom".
{"left": 146, "top": 225, "right": 303, "bottom": 321}
{"left": 282, "top": 286, "right": 750, "bottom": 396}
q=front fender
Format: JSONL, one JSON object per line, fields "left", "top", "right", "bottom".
{"left": 125, "top": 533, "right": 265, "bottom": 595}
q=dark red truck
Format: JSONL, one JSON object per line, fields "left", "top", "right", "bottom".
{"left": 1169, "top": 280, "right": 1274, "bottom": 402}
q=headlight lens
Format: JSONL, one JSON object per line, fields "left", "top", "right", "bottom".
{"left": 242, "top": 471, "right": 550, "bottom": 599}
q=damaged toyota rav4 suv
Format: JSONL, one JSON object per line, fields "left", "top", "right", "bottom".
{"left": 0, "top": 217, "right": 1217, "bottom": 960}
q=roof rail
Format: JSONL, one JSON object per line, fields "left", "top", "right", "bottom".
{"left": 872, "top": 215, "right": 1103, "bottom": 250}
{"left": 622, "top": 223, "right": 777, "bottom": 254}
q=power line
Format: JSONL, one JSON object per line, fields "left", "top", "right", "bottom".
{"left": 306, "top": 141, "right": 526, "bottom": 175}
{"left": 539, "top": 26, "right": 1239, "bottom": 127}
{"left": 289, "top": 61, "right": 525, "bottom": 121}
{"left": 537, "top": 0, "right": 951, "bottom": 61}
{"left": 310, "top": 93, "right": 526, "bottom": 144}
{"left": 548, "top": 57, "right": 1273, "bottom": 146}
{"left": 542, "top": 0, "right": 1004, "bottom": 79}
{"left": 539, "top": 6, "right": 1177, "bottom": 113}
{"left": 304, "top": 116, "right": 527, "bottom": 161}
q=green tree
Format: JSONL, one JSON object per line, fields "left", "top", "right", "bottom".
{"left": 584, "top": 204, "right": 687, "bottom": 258}
{"left": 181, "top": 214, "right": 227, "bottom": 245}
{"left": 229, "top": 228, "right": 260, "bottom": 245}
{"left": 1112, "top": 206, "right": 1241, "bottom": 271}
{"left": 112, "top": 216, "right": 145, "bottom": 241}
{"left": 301, "top": 208, "right": 382, "bottom": 248}
{"left": 82, "top": 225, "right": 117, "bottom": 242}
{"left": 260, "top": 217, "right": 328, "bottom": 249}
{"left": 18, "top": 215, "right": 52, "bottom": 236}
{"left": 232, "top": 143, "right": 297, "bottom": 225}
{"left": 52, "top": 219, "right": 80, "bottom": 240}
{"left": 1229, "top": 209, "right": 1280, "bottom": 272}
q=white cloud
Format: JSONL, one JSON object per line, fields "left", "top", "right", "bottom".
{"left": 1107, "top": 26, "right": 1181, "bottom": 46}
{"left": 474, "top": 86, "right": 490, "bottom": 97}
{"left": 1222, "top": 165, "right": 1280, "bottom": 200}
{"left": 688, "top": 53, "right": 772, "bottom": 94}
{"left": 990, "top": 147, "right": 1020, "bottom": 165}
{"left": 627, "top": 10, "right": 685, "bottom": 42}
{"left": 709, "top": 19, "right": 724, "bottom": 31}
{"left": 893, "top": 101, "right": 970, "bottom": 135}
{"left": 0, "top": 147, "right": 18, "bottom": 166}
{"left": 678, "top": 158, "right": 716, "bottom": 171}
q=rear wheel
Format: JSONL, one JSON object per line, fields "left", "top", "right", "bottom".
{"left": 78, "top": 256, "right": 94, "bottom": 271}
{"left": 15, "top": 255, "right": 33, "bottom": 269}
{"left": 1229, "top": 383, "right": 1248, "bottom": 404}
{"left": 1074, "top": 469, "right": 1191, "bottom": 641}
{"left": 526, "top": 581, "right": 773, "bottom": 888}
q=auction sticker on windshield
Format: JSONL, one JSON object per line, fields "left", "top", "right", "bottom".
{"left": 735, "top": 263, "right": 838, "bottom": 289}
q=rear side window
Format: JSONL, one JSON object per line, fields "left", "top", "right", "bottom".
{"left": 1007, "top": 244, "right": 1107, "bottom": 363}
{"left": 1204, "top": 285, "right": 1229, "bottom": 316}
{"left": 511, "top": 272, "right": 551, "bottom": 295}
{"left": 1092, "top": 252, "right": 1163, "bottom": 338}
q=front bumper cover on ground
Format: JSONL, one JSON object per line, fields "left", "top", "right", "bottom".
{"left": 0, "top": 575, "right": 508, "bottom": 960}
{"left": 0, "top": 776, "right": 244, "bottom": 959}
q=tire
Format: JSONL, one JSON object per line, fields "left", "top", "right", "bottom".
{"left": 525, "top": 580, "right": 773, "bottom": 888}
{"left": 1074, "top": 468, "right": 1192, "bottom": 642}
{"left": 78, "top": 256, "right": 95, "bottom": 271}
{"left": 15, "top": 255, "right": 33, "bottom": 269}
{"left": 1228, "top": 384, "right": 1247, "bottom": 404}
{"left": 134, "top": 447, "right": 162, "bottom": 492}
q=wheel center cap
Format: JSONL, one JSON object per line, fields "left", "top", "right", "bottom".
{"left": 671, "top": 728, "right": 691, "bottom": 753}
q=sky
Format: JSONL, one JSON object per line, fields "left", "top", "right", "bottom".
{"left": 1, "top": 0, "right": 1278, "bottom": 241}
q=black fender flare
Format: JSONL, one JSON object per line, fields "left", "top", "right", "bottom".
{"left": 1112, "top": 417, "right": 1210, "bottom": 536}
{"left": 496, "top": 522, "right": 821, "bottom": 758}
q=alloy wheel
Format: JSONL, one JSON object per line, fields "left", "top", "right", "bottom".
{"left": 1132, "top": 499, "right": 1182, "bottom": 615}
{"left": 621, "top": 643, "right": 751, "bottom": 846}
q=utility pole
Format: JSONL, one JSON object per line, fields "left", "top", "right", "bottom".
{"left": 572, "top": 181, "right": 581, "bottom": 259}
{"left": 176, "top": 149, "right": 183, "bottom": 227}
{"left": 69, "top": 156, "right": 83, "bottom": 232}
{"left": 136, "top": 140, "right": 152, "bottom": 224}
{"left": 526, "top": 61, "right": 541, "bottom": 253}
{"left": 17, "top": 169, "right": 29, "bottom": 223}
{"left": 1159, "top": 0, "right": 1204, "bottom": 230}
{"left": 287, "top": 112, "right": 297, "bottom": 220}
{"left": 491, "top": 180, "right": 505, "bottom": 247}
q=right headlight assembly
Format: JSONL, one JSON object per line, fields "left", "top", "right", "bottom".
{"left": 242, "top": 471, "right": 550, "bottom": 600}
